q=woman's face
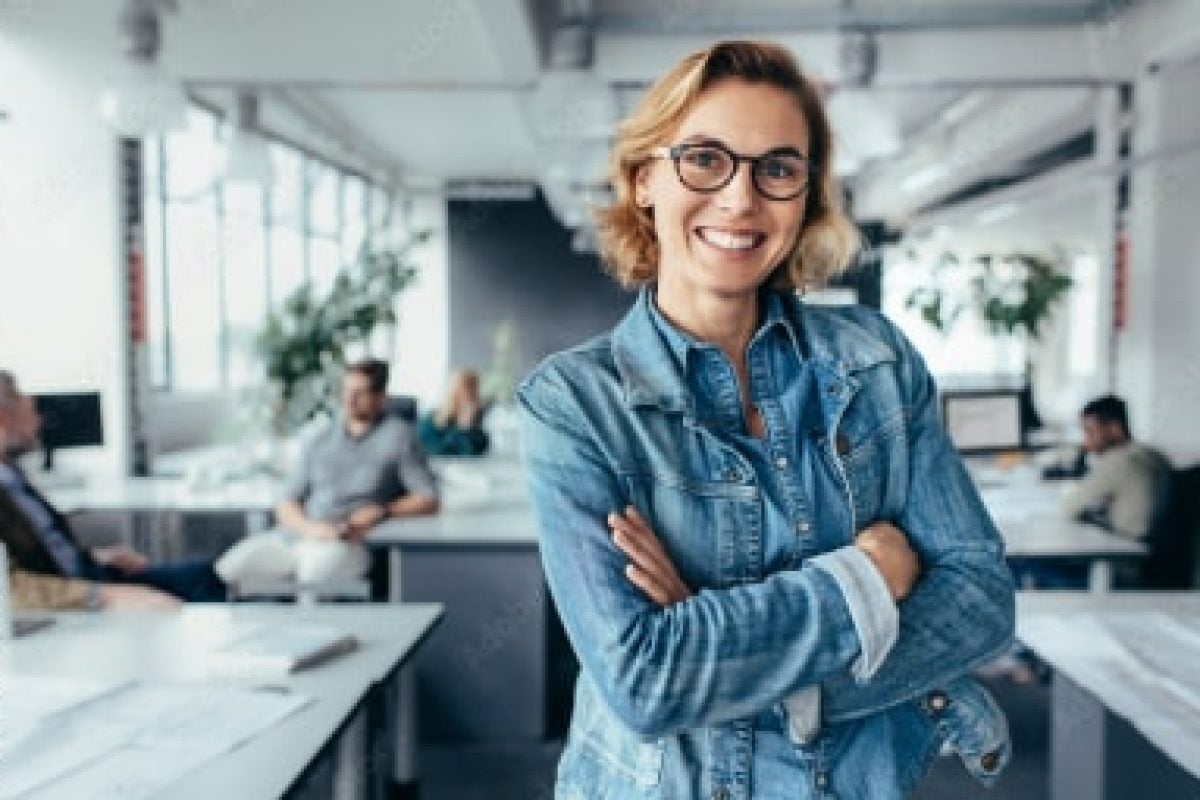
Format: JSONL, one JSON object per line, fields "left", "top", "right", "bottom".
{"left": 636, "top": 78, "right": 811, "bottom": 306}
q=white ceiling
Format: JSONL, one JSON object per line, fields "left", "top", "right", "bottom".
{"left": 4, "top": 0, "right": 1197, "bottom": 239}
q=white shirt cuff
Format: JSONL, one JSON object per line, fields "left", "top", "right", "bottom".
{"left": 783, "top": 686, "right": 821, "bottom": 745}
{"left": 810, "top": 545, "right": 900, "bottom": 684}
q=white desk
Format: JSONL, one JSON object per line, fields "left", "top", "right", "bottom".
{"left": 1017, "top": 592, "right": 1200, "bottom": 800}
{"left": 3, "top": 604, "right": 442, "bottom": 799}
{"left": 976, "top": 467, "right": 1148, "bottom": 591}
{"left": 38, "top": 473, "right": 282, "bottom": 563}
{"left": 371, "top": 501, "right": 538, "bottom": 554}
{"left": 43, "top": 474, "right": 282, "bottom": 516}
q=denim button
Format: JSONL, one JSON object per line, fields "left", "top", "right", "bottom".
{"left": 774, "top": 455, "right": 789, "bottom": 470}
{"left": 980, "top": 749, "right": 1001, "bottom": 773}
{"left": 835, "top": 435, "right": 851, "bottom": 456}
{"left": 814, "top": 770, "right": 829, "bottom": 789}
{"left": 796, "top": 520, "right": 811, "bottom": 534}
{"left": 724, "top": 469, "right": 741, "bottom": 483}
{"left": 927, "top": 690, "right": 949, "bottom": 714}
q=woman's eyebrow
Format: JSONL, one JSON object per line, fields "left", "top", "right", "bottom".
{"left": 675, "top": 133, "right": 724, "bottom": 146}
{"left": 676, "top": 134, "right": 808, "bottom": 158}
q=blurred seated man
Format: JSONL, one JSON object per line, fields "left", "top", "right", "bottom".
{"left": 216, "top": 359, "right": 438, "bottom": 587}
{"left": 418, "top": 369, "right": 490, "bottom": 457}
{"left": 1012, "top": 395, "right": 1171, "bottom": 590}
{"left": 0, "top": 370, "right": 225, "bottom": 610}
{"left": 1062, "top": 395, "right": 1171, "bottom": 539}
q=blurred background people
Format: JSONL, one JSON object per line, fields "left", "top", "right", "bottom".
{"left": 0, "top": 369, "right": 224, "bottom": 609}
{"left": 1062, "top": 394, "right": 1172, "bottom": 539}
{"left": 419, "top": 369, "right": 490, "bottom": 457}
{"left": 216, "top": 359, "right": 439, "bottom": 587}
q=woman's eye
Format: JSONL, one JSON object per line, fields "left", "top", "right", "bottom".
{"left": 761, "top": 157, "right": 798, "bottom": 179}
{"left": 685, "top": 148, "right": 724, "bottom": 169}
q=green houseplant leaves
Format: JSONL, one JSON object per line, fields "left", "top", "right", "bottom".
{"left": 255, "top": 230, "right": 430, "bottom": 434}
{"left": 904, "top": 250, "right": 1072, "bottom": 341}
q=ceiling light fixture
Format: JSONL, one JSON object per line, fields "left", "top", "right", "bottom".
{"left": 901, "top": 162, "right": 950, "bottom": 194}
{"left": 98, "top": 0, "right": 188, "bottom": 136}
{"left": 827, "top": 90, "right": 902, "bottom": 162}
{"left": 974, "top": 202, "right": 1020, "bottom": 226}
{"left": 839, "top": 29, "right": 878, "bottom": 88}
{"left": 222, "top": 91, "right": 275, "bottom": 186}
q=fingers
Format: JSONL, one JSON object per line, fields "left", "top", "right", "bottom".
{"left": 625, "top": 564, "right": 674, "bottom": 606}
{"left": 611, "top": 506, "right": 676, "bottom": 569}
{"left": 608, "top": 507, "right": 692, "bottom": 606}
{"left": 608, "top": 511, "right": 671, "bottom": 576}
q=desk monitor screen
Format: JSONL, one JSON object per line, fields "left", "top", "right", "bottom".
{"left": 941, "top": 390, "right": 1022, "bottom": 454}
{"left": 33, "top": 392, "right": 103, "bottom": 470}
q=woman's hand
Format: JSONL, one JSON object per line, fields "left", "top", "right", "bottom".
{"left": 608, "top": 506, "right": 693, "bottom": 607}
{"left": 854, "top": 521, "right": 921, "bottom": 602}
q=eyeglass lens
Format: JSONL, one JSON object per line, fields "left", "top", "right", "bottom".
{"left": 674, "top": 143, "right": 809, "bottom": 200}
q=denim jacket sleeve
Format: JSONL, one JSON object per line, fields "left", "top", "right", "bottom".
{"left": 820, "top": 320, "right": 1017, "bottom": 724}
{"left": 519, "top": 363, "right": 868, "bottom": 738}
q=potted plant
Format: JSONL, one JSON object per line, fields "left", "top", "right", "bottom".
{"left": 255, "top": 231, "right": 430, "bottom": 436}
{"left": 905, "top": 249, "right": 1073, "bottom": 429}
{"left": 480, "top": 318, "right": 523, "bottom": 455}
{"left": 904, "top": 251, "right": 1072, "bottom": 339}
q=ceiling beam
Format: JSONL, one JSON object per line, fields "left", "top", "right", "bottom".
{"left": 597, "top": 1, "right": 1133, "bottom": 35}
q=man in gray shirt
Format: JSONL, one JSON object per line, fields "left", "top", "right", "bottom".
{"left": 217, "top": 359, "right": 438, "bottom": 586}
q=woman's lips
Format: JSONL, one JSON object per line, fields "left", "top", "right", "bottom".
{"left": 695, "top": 226, "right": 766, "bottom": 251}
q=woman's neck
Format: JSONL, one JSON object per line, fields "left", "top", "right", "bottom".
{"left": 654, "top": 284, "right": 761, "bottom": 363}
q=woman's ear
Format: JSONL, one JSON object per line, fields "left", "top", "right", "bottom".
{"left": 633, "top": 163, "right": 653, "bottom": 209}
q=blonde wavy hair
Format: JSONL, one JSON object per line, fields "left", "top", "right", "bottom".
{"left": 595, "top": 40, "right": 860, "bottom": 291}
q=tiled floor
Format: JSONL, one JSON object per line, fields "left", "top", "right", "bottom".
{"left": 419, "top": 675, "right": 1051, "bottom": 799}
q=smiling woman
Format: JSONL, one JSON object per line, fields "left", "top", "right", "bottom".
{"left": 519, "top": 40, "right": 1016, "bottom": 799}
{"left": 595, "top": 40, "right": 858, "bottom": 295}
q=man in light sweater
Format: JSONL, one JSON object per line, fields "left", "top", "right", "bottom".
{"left": 1062, "top": 395, "right": 1171, "bottom": 539}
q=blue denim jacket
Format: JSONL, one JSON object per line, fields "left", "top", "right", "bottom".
{"left": 518, "top": 289, "right": 1016, "bottom": 799}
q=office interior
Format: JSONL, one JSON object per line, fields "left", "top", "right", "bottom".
{"left": 2, "top": 1, "right": 1200, "bottom": 799}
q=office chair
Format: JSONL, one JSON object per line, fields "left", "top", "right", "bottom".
{"left": 385, "top": 395, "right": 418, "bottom": 423}
{"left": 1132, "top": 464, "right": 1200, "bottom": 589}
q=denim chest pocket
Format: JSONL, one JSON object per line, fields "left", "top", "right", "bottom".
{"left": 832, "top": 395, "right": 906, "bottom": 528}
{"left": 623, "top": 470, "right": 757, "bottom": 590}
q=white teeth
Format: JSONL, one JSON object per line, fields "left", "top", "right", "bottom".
{"left": 699, "top": 228, "right": 759, "bottom": 250}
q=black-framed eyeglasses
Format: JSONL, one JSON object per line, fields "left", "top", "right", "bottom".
{"left": 651, "top": 141, "right": 814, "bottom": 201}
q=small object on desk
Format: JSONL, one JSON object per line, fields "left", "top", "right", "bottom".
{"left": 1042, "top": 447, "right": 1089, "bottom": 481}
{"left": 12, "top": 615, "right": 55, "bottom": 637}
{"left": 208, "top": 623, "right": 360, "bottom": 677}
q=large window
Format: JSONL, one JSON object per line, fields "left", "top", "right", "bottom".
{"left": 882, "top": 248, "right": 1029, "bottom": 380}
{"left": 142, "top": 108, "right": 389, "bottom": 392}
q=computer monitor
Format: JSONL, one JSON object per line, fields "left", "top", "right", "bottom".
{"left": 940, "top": 390, "right": 1023, "bottom": 454}
{"left": 33, "top": 392, "right": 104, "bottom": 471}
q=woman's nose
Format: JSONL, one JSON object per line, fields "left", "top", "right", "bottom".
{"left": 715, "top": 160, "right": 758, "bottom": 213}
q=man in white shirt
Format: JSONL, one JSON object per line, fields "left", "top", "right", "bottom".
{"left": 1062, "top": 395, "right": 1171, "bottom": 539}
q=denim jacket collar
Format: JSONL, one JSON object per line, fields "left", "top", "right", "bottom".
{"left": 612, "top": 287, "right": 896, "bottom": 415}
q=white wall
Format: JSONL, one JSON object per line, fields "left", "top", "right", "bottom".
{"left": 389, "top": 191, "right": 450, "bottom": 411}
{"left": 1120, "top": 53, "right": 1200, "bottom": 465}
{"left": 0, "top": 30, "right": 129, "bottom": 474}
